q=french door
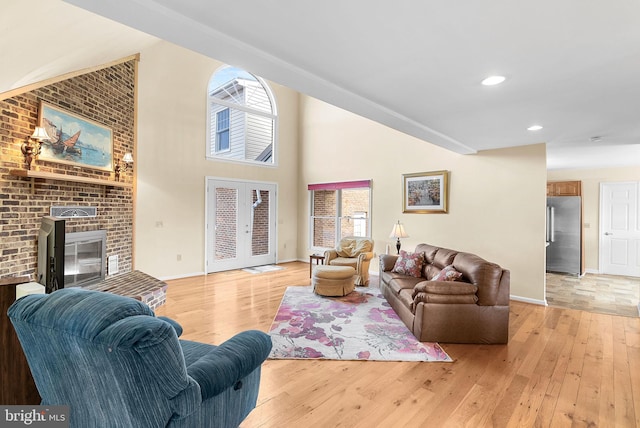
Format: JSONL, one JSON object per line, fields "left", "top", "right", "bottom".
{"left": 206, "top": 179, "right": 277, "bottom": 273}
{"left": 599, "top": 181, "right": 640, "bottom": 277}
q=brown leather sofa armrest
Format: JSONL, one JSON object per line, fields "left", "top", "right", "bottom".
{"left": 411, "top": 292, "right": 479, "bottom": 310}
{"left": 379, "top": 254, "right": 398, "bottom": 272}
{"left": 412, "top": 281, "right": 478, "bottom": 298}
{"left": 413, "top": 280, "right": 429, "bottom": 296}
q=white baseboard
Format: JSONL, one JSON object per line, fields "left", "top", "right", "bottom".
{"left": 159, "top": 271, "right": 205, "bottom": 281}
{"left": 510, "top": 295, "right": 547, "bottom": 306}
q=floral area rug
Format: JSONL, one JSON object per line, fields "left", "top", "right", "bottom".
{"left": 268, "top": 286, "right": 452, "bottom": 362}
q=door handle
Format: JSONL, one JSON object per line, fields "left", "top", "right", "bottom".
{"left": 604, "top": 232, "right": 613, "bottom": 236}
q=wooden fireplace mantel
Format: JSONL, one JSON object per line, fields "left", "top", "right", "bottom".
{"left": 9, "top": 169, "right": 132, "bottom": 192}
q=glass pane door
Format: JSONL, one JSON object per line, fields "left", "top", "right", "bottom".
{"left": 207, "top": 180, "right": 277, "bottom": 273}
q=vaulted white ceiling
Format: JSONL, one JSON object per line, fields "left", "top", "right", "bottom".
{"left": 5, "top": 0, "right": 640, "bottom": 169}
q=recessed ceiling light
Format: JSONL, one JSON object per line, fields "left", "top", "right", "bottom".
{"left": 481, "top": 75, "right": 506, "bottom": 86}
{"left": 527, "top": 125, "right": 543, "bottom": 131}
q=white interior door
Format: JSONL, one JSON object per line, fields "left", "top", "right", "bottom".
{"left": 206, "top": 179, "right": 277, "bottom": 273}
{"left": 599, "top": 181, "right": 640, "bottom": 277}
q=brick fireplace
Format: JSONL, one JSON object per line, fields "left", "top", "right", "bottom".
{"left": 0, "top": 57, "right": 137, "bottom": 281}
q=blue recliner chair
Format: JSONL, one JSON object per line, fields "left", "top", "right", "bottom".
{"left": 8, "top": 287, "right": 272, "bottom": 428}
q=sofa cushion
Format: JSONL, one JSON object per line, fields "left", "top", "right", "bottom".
{"left": 387, "top": 277, "right": 424, "bottom": 296}
{"left": 392, "top": 250, "right": 424, "bottom": 277}
{"left": 397, "top": 289, "right": 415, "bottom": 312}
{"left": 433, "top": 265, "right": 463, "bottom": 282}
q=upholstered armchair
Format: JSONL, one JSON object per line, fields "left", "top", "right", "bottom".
{"left": 8, "top": 288, "right": 272, "bottom": 428}
{"left": 324, "top": 236, "right": 374, "bottom": 286}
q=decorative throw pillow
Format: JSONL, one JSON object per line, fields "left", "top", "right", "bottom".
{"left": 391, "top": 250, "right": 424, "bottom": 277}
{"left": 433, "top": 265, "right": 463, "bottom": 282}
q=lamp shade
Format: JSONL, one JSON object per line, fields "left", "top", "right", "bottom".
{"left": 122, "top": 153, "right": 134, "bottom": 163}
{"left": 389, "top": 221, "right": 409, "bottom": 239}
{"left": 30, "top": 126, "right": 51, "bottom": 141}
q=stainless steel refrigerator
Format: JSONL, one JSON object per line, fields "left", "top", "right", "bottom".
{"left": 546, "top": 196, "right": 581, "bottom": 275}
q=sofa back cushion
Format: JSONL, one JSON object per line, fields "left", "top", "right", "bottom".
{"left": 415, "top": 244, "right": 458, "bottom": 280}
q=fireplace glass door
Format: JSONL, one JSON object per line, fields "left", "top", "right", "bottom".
{"left": 64, "top": 230, "right": 106, "bottom": 287}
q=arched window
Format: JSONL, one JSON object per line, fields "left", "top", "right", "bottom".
{"left": 207, "top": 66, "right": 277, "bottom": 164}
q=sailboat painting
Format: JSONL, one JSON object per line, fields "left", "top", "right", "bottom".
{"left": 37, "top": 101, "right": 113, "bottom": 171}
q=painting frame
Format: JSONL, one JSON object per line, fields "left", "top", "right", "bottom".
{"left": 37, "top": 101, "right": 114, "bottom": 172}
{"left": 402, "top": 170, "right": 449, "bottom": 213}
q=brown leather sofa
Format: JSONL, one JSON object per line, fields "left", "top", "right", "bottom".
{"left": 379, "top": 243, "right": 510, "bottom": 344}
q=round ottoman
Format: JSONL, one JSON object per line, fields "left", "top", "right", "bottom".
{"left": 312, "top": 265, "right": 356, "bottom": 296}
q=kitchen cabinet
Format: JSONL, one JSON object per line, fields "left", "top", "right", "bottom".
{"left": 547, "top": 181, "right": 581, "bottom": 196}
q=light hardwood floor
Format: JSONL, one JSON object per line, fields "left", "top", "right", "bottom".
{"left": 155, "top": 262, "right": 640, "bottom": 428}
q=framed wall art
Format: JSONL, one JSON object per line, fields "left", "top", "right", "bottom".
{"left": 37, "top": 101, "right": 113, "bottom": 171}
{"left": 403, "top": 170, "right": 449, "bottom": 213}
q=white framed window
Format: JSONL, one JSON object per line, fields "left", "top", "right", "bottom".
{"left": 352, "top": 211, "right": 367, "bottom": 237}
{"left": 207, "top": 66, "right": 277, "bottom": 165}
{"left": 308, "top": 180, "right": 372, "bottom": 250}
{"left": 216, "top": 108, "right": 230, "bottom": 152}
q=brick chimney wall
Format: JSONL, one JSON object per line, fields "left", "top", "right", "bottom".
{"left": 0, "top": 59, "right": 136, "bottom": 280}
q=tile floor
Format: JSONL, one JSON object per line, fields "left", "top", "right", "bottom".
{"left": 546, "top": 272, "right": 640, "bottom": 317}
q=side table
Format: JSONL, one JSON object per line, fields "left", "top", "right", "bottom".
{"left": 309, "top": 254, "right": 325, "bottom": 277}
{"left": 1, "top": 276, "right": 41, "bottom": 404}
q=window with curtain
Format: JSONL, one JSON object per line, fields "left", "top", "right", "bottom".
{"left": 309, "top": 180, "right": 372, "bottom": 249}
{"left": 207, "top": 65, "right": 277, "bottom": 164}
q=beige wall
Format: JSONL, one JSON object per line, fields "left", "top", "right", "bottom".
{"left": 135, "top": 41, "right": 300, "bottom": 278}
{"left": 548, "top": 166, "right": 640, "bottom": 272}
{"left": 298, "top": 97, "right": 548, "bottom": 302}
{"left": 136, "top": 42, "right": 549, "bottom": 302}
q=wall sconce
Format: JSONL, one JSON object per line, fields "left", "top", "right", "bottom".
{"left": 21, "top": 127, "right": 51, "bottom": 170}
{"left": 389, "top": 220, "right": 409, "bottom": 254}
{"left": 114, "top": 153, "right": 134, "bottom": 181}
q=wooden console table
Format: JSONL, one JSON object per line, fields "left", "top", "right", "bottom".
{"left": 0, "top": 276, "right": 41, "bottom": 404}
